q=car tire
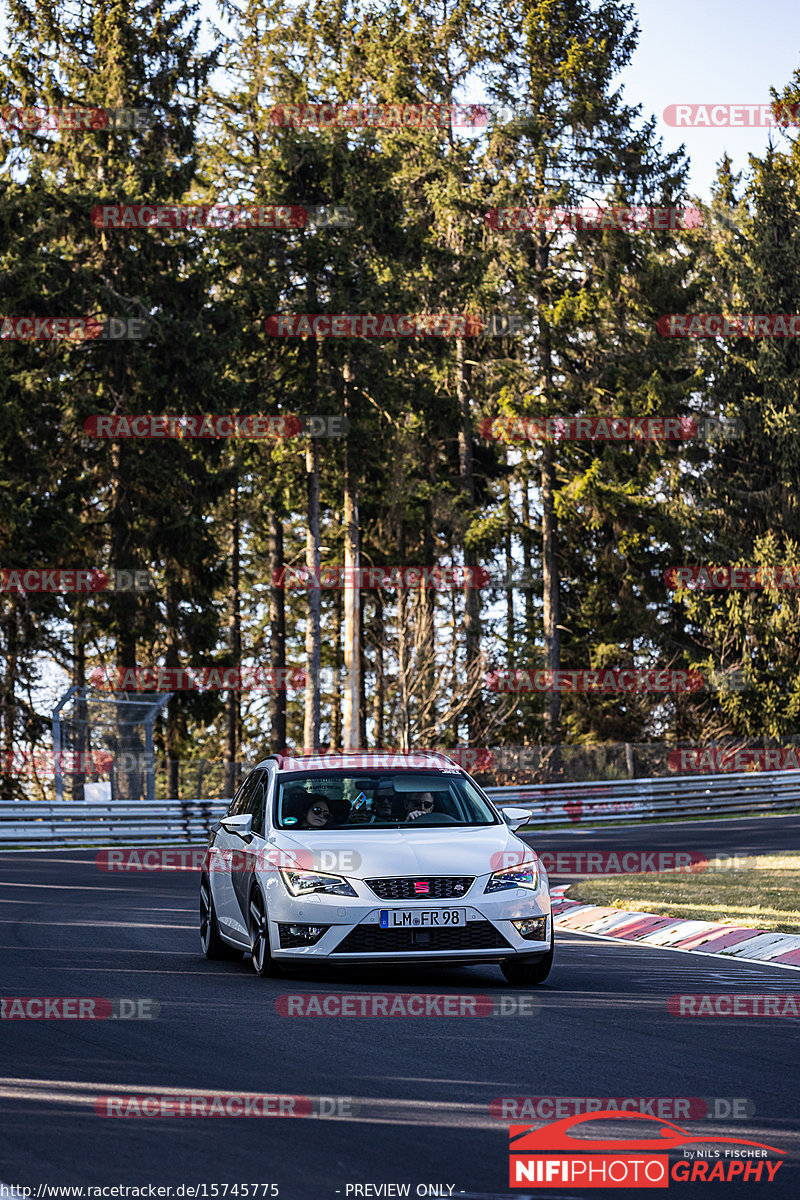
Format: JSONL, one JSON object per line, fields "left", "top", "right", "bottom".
{"left": 200, "top": 875, "right": 242, "bottom": 960}
{"left": 500, "top": 924, "right": 554, "bottom": 986}
{"left": 248, "top": 886, "right": 281, "bottom": 977}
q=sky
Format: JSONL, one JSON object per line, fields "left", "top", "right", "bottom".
{"left": 2, "top": 0, "right": 798, "bottom": 198}
{"left": 192, "top": 0, "right": 800, "bottom": 200}
{"left": 617, "top": 0, "right": 800, "bottom": 198}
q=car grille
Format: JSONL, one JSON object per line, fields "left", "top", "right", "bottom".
{"left": 332, "top": 921, "right": 511, "bottom": 954}
{"left": 365, "top": 876, "right": 474, "bottom": 900}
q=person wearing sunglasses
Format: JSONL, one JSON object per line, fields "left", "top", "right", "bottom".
{"left": 403, "top": 791, "right": 436, "bottom": 822}
{"left": 284, "top": 788, "right": 339, "bottom": 829}
{"left": 301, "top": 799, "right": 333, "bottom": 828}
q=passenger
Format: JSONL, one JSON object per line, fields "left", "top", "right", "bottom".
{"left": 325, "top": 794, "right": 352, "bottom": 826}
{"left": 369, "top": 794, "right": 396, "bottom": 823}
{"left": 284, "top": 788, "right": 335, "bottom": 828}
{"left": 299, "top": 798, "right": 333, "bottom": 828}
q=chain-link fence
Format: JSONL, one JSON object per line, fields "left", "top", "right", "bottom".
{"left": 52, "top": 687, "right": 171, "bottom": 802}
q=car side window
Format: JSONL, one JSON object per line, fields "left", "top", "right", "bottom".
{"left": 228, "top": 771, "right": 260, "bottom": 817}
{"left": 248, "top": 775, "right": 268, "bottom": 836}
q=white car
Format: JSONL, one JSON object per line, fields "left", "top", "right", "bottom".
{"left": 199, "top": 751, "right": 553, "bottom": 985}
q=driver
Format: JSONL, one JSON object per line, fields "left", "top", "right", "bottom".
{"left": 403, "top": 791, "right": 436, "bottom": 822}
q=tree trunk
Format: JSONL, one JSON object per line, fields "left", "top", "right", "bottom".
{"left": 536, "top": 216, "right": 562, "bottom": 754}
{"left": 1, "top": 601, "right": 17, "bottom": 801}
{"left": 416, "top": 495, "right": 436, "bottom": 699}
{"left": 330, "top": 589, "right": 342, "bottom": 749}
{"left": 541, "top": 440, "right": 561, "bottom": 746}
{"left": 304, "top": 435, "right": 322, "bottom": 752}
{"left": 397, "top": 525, "right": 411, "bottom": 751}
{"left": 73, "top": 610, "right": 87, "bottom": 803}
{"left": 268, "top": 511, "right": 286, "bottom": 753}
{"left": 341, "top": 356, "right": 361, "bottom": 749}
{"left": 224, "top": 480, "right": 241, "bottom": 796}
{"left": 449, "top": 582, "right": 459, "bottom": 744}
{"left": 166, "top": 580, "right": 182, "bottom": 800}
{"left": 110, "top": 443, "right": 140, "bottom": 801}
{"left": 456, "top": 337, "right": 482, "bottom": 742}
{"left": 371, "top": 593, "right": 385, "bottom": 747}
{"left": 359, "top": 593, "right": 367, "bottom": 748}
{"left": 521, "top": 477, "right": 536, "bottom": 652}
{"left": 505, "top": 480, "right": 514, "bottom": 668}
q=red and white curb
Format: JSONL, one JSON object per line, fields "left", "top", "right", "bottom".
{"left": 550, "top": 885, "right": 800, "bottom": 970}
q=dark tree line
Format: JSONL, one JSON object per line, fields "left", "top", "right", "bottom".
{"left": 2, "top": 0, "right": 799, "bottom": 797}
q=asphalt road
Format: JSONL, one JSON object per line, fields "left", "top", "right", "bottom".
{"left": 1, "top": 844, "right": 799, "bottom": 1200}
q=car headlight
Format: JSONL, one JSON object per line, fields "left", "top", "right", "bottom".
{"left": 279, "top": 868, "right": 358, "bottom": 897}
{"left": 484, "top": 859, "right": 539, "bottom": 892}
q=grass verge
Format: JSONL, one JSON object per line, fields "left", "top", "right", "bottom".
{"left": 567, "top": 852, "right": 800, "bottom": 934}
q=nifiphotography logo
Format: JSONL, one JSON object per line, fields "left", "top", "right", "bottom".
{"left": 508, "top": 1111, "right": 785, "bottom": 1187}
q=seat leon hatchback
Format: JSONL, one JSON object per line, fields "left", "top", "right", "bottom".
{"left": 199, "top": 751, "right": 553, "bottom": 985}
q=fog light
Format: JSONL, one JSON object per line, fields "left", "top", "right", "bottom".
{"left": 511, "top": 916, "right": 548, "bottom": 940}
{"left": 278, "top": 923, "right": 329, "bottom": 948}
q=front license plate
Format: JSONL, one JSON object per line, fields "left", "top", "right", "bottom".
{"left": 379, "top": 908, "right": 467, "bottom": 928}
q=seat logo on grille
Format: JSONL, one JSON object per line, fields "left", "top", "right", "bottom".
{"left": 414, "top": 881, "right": 430, "bottom": 894}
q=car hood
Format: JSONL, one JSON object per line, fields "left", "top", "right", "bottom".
{"left": 274, "top": 823, "right": 535, "bottom": 880}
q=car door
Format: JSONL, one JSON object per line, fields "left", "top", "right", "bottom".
{"left": 212, "top": 770, "right": 264, "bottom": 935}
{"left": 228, "top": 770, "right": 271, "bottom": 933}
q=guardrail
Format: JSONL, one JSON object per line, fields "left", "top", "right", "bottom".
{"left": 1, "top": 769, "right": 799, "bottom": 848}
{"left": 486, "top": 769, "right": 800, "bottom": 826}
{"left": 0, "top": 799, "right": 227, "bottom": 849}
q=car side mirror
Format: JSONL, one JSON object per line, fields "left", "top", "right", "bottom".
{"left": 220, "top": 813, "right": 253, "bottom": 839}
{"left": 501, "top": 806, "right": 531, "bottom": 831}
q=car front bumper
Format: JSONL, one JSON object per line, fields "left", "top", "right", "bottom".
{"left": 261, "top": 873, "right": 552, "bottom": 964}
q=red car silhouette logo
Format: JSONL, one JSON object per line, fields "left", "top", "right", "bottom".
{"left": 510, "top": 1111, "right": 785, "bottom": 1154}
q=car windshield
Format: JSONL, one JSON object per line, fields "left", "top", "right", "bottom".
{"left": 275, "top": 772, "right": 499, "bottom": 830}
